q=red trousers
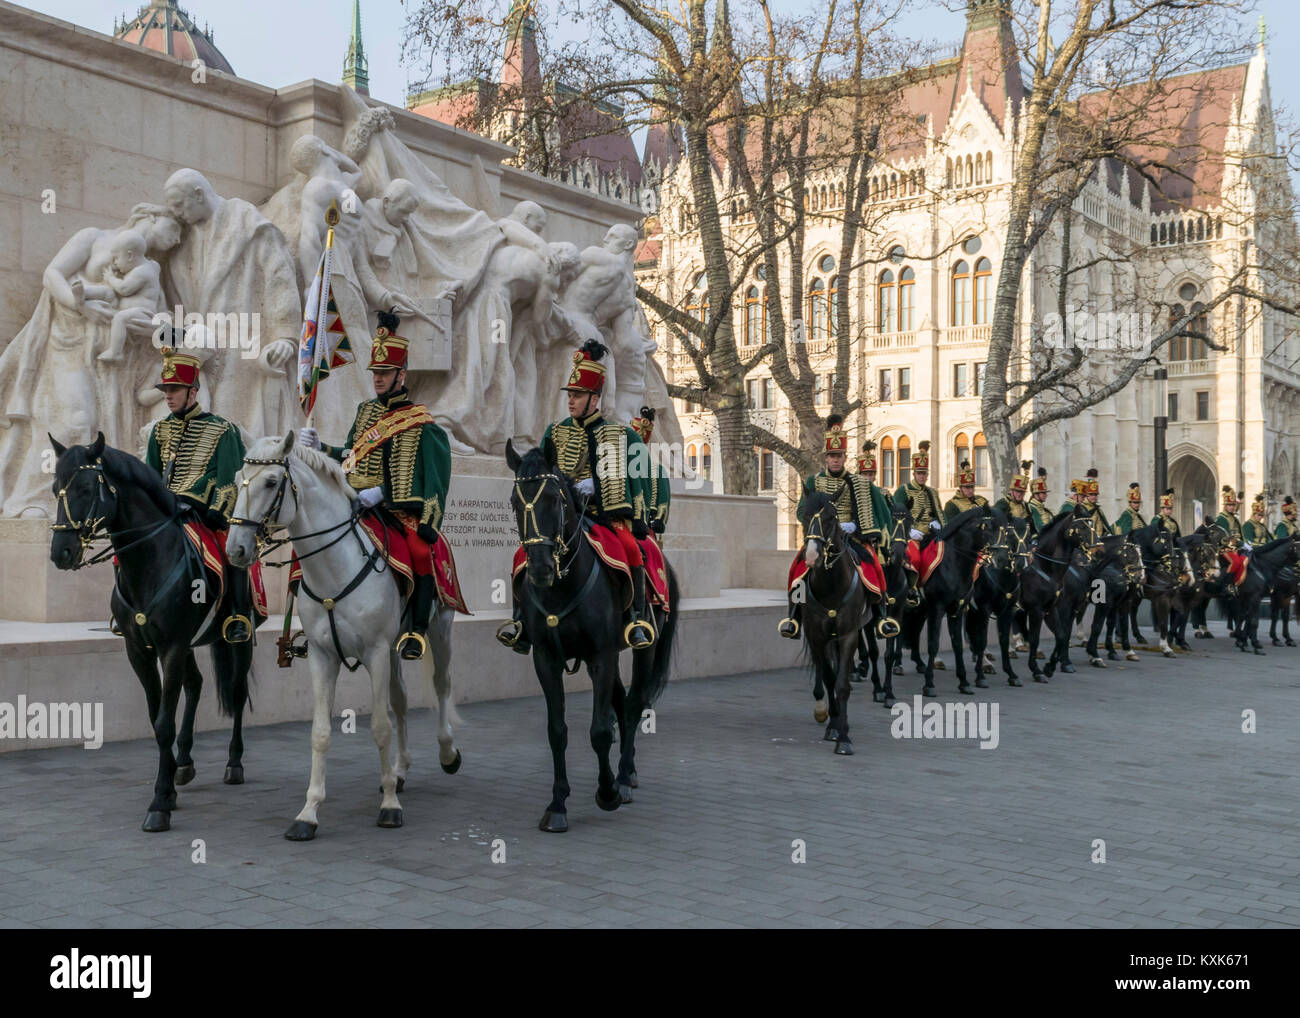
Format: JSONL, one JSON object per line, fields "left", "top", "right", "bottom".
{"left": 388, "top": 509, "right": 434, "bottom": 576}
{"left": 608, "top": 518, "right": 644, "bottom": 567}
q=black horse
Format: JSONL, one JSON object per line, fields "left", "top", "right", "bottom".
{"left": 860, "top": 505, "right": 910, "bottom": 707}
{"left": 966, "top": 511, "right": 1033, "bottom": 686}
{"left": 899, "top": 505, "right": 998, "bottom": 696}
{"left": 1118, "top": 522, "right": 1180, "bottom": 658}
{"left": 505, "top": 441, "right": 679, "bottom": 831}
{"left": 1170, "top": 528, "right": 1223, "bottom": 647}
{"left": 1227, "top": 535, "right": 1300, "bottom": 654}
{"left": 48, "top": 435, "right": 258, "bottom": 832}
{"left": 1083, "top": 536, "right": 1144, "bottom": 667}
{"left": 1267, "top": 559, "right": 1298, "bottom": 647}
{"left": 1015, "top": 510, "right": 1091, "bottom": 682}
{"left": 795, "top": 493, "right": 878, "bottom": 754}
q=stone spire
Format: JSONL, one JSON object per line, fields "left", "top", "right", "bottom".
{"left": 342, "top": 0, "right": 369, "bottom": 96}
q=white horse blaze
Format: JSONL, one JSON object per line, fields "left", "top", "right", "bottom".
{"left": 804, "top": 538, "right": 820, "bottom": 566}
{"left": 232, "top": 436, "right": 461, "bottom": 831}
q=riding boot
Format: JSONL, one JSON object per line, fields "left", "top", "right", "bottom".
{"left": 625, "top": 565, "right": 656, "bottom": 649}
{"left": 398, "top": 575, "right": 435, "bottom": 660}
{"left": 779, "top": 588, "right": 802, "bottom": 638}
{"left": 222, "top": 568, "right": 253, "bottom": 644}
{"left": 495, "top": 590, "right": 531, "bottom": 654}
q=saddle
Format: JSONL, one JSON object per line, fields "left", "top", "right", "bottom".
{"left": 1221, "top": 551, "right": 1249, "bottom": 587}
{"left": 511, "top": 522, "right": 671, "bottom": 611}
{"left": 788, "top": 540, "right": 885, "bottom": 596}
{"left": 182, "top": 519, "right": 268, "bottom": 620}
{"left": 905, "top": 538, "right": 945, "bottom": 584}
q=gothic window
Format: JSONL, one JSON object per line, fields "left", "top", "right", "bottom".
{"left": 951, "top": 260, "right": 971, "bottom": 326}
{"left": 877, "top": 270, "right": 895, "bottom": 333}
{"left": 808, "top": 277, "right": 828, "bottom": 341}
{"left": 899, "top": 266, "right": 915, "bottom": 331}
{"left": 973, "top": 257, "right": 993, "bottom": 324}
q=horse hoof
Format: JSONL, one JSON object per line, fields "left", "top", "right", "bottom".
{"left": 872, "top": 690, "right": 885, "bottom": 703}
{"left": 141, "top": 811, "right": 171, "bottom": 833}
{"left": 850, "top": 673, "right": 865, "bottom": 684}
{"left": 1007, "top": 676, "right": 1022, "bottom": 687}
{"left": 1127, "top": 652, "right": 1140, "bottom": 662}
{"left": 1272, "top": 639, "right": 1283, "bottom": 647}
{"left": 933, "top": 659, "right": 946, "bottom": 670}
{"left": 975, "top": 677, "right": 988, "bottom": 689}
{"left": 882, "top": 696, "right": 897, "bottom": 709}
{"left": 284, "top": 820, "right": 318, "bottom": 841}
{"left": 833, "top": 740, "right": 855, "bottom": 756}
{"left": 1107, "top": 651, "right": 1120, "bottom": 661}
{"left": 174, "top": 764, "right": 195, "bottom": 786}
{"left": 1008, "top": 650, "right": 1019, "bottom": 659}
{"left": 982, "top": 664, "right": 994, "bottom": 674}
{"left": 823, "top": 726, "right": 839, "bottom": 742}
{"left": 1061, "top": 663, "right": 1076, "bottom": 674}
{"left": 1254, "top": 648, "right": 1266, "bottom": 656}
{"left": 1036, "top": 651, "right": 1045, "bottom": 659}
{"left": 618, "top": 783, "right": 635, "bottom": 804}
{"left": 539, "top": 811, "right": 568, "bottom": 833}
{"left": 377, "top": 808, "right": 404, "bottom": 828}
{"left": 1288, "top": 640, "right": 1297, "bottom": 648}
{"left": 595, "top": 789, "right": 621, "bottom": 812}
{"left": 1161, "top": 650, "right": 1174, "bottom": 658}
{"left": 922, "top": 685, "right": 937, "bottom": 698}
{"left": 1090, "top": 658, "right": 1105, "bottom": 669}
{"left": 223, "top": 765, "right": 244, "bottom": 785}
{"left": 628, "top": 772, "right": 638, "bottom": 789}
{"left": 440, "top": 749, "right": 463, "bottom": 775}
{"left": 813, "top": 702, "right": 829, "bottom": 723}
{"left": 1034, "top": 675, "right": 1049, "bottom": 684}
{"left": 958, "top": 683, "right": 973, "bottom": 695}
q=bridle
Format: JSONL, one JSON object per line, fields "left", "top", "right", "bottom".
{"left": 513, "top": 473, "right": 580, "bottom": 580}
{"left": 230, "top": 454, "right": 368, "bottom": 563}
{"left": 50, "top": 457, "right": 174, "bottom": 569}
{"left": 804, "top": 505, "right": 845, "bottom": 570}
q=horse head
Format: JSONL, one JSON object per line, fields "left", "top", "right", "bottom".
{"left": 49, "top": 431, "right": 117, "bottom": 570}
{"left": 227, "top": 431, "right": 307, "bottom": 568}
{"left": 887, "top": 503, "right": 911, "bottom": 565}
{"left": 507, "top": 437, "right": 577, "bottom": 589}
{"left": 800, "top": 492, "right": 843, "bottom": 570}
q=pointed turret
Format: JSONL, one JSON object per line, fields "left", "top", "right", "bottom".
{"left": 342, "top": 0, "right": 369, "bottom": 96}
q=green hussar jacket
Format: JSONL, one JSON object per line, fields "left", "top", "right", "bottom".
{"left": 800, "top": 470, "right": 893, "bottom": 543}
{"left": 1214, "top": 511, "right": 1243, "bottom": 545}
{"left": 1158, "top": 514, "right": 1182, "bottom": 539}
{"left": 1026, "top": 497, "right": 1053, "bottom": 534}
{"left": 646, "top": 457, "right": 671, "bottom": 533}
{"left": 542, "top": 412, "right": 649, "bottom": 523}
{"left": 994, "top": 496, "right": 1033, "bottom": 529}
{"left": 1275, "top": 518, "right": 1298, "bottom": 539}
{"left": 944, "top": 493, "right": 990, "bottom": 521}
{"left": 322, "top": 388, "right": 451, "bottom": 530}
{"left": 146, "top": 403, "right": 245, "bottom": 519}
{"left": 1242, "top": 518, "right": 1269, "bottom": 544}
{"left": 1113, "top": 507, "right": 1148, "bottom": 535}
{"left": 894, "top": 481, "right": 945, "bottom": 529}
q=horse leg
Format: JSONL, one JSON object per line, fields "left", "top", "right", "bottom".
{"left": 949, "top": 608, "right": 971, "bottom": 695}
{"left": 964, "top": 608, "right": 987, "bottom": 689}
{"left": 1130, "top": 601, "right": 1145, "bottom": 646}
{"left": 423, "top": 606, "right": 461, "bottom": 774}
{"left": 819, "top": 644, "right": 841, "bottom": 741}
{"left": 1088, "top": 599, "right": 1107, "bottom": 667}
{"left": 921, "top": 603, "right": 941, "bottom": 697}
{"left": 210, "top": 640, "right": 251, "bottom": 784}
{"left": 587, "top": 651, "right": 621, "bottom": 812}
{"left": 366, "top": 647, "right": 403, "bottom": 828}
{"left": 1284, "top": 596, "right": 1296, "bottom": 646}
{"left": 284, "top": 650, "right": 340, "bottom": 841}
{"left": 812, "top": 662, "right": 828, "bottom": 723}
{"left": 832, "top": 630, "right": 856, "bottom": 756}
{"left": 535, "top": 652, "right": 571, "bottom": 832}
{"left": 143, "top": 647, "right": 187, "bottom": 832}
{"left": 1028, "top": 608, "right": 1048, "bottom": 683}
{"left": 387, "top": 651, "right": 411, "bottom": 793}
{"left": 612, "top": 667, "right": 637, "bottom": 803}
{"left": 174, "top": 651, "right": 202, "bottom": 786}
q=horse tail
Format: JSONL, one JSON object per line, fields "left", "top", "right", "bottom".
{"left": 643, "top": 564, "right": 680, "bottom": 707}
{"left": 212, "top": 642, "right": 253, "bottom": 718}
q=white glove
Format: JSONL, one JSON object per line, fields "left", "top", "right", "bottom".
{"left": 574, "top": 478, "right": 596, "bottom": 497}
{"left": 1241, "top": 541, "right": 1252, "bottom": 552}
{"left": 358, "top": 485, "right": 383, "bottom": 508}
{"left": 930, "top": 519, "right": 942, "bottom": 531}
{"left": 840, "top": 521, "right": 857, "bottom": 534}
{"left": 297, "top": 427, "right": 320, "bottom": 450}
{"left": 909, "top": 528, "right": 923, "bottom": 541}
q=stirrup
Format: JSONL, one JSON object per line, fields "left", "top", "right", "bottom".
{"left": 778, "top": 617, "right": 800, "bottom": 639}
{"left": 222, "top": 614, "right": 252, "bottom": 643}
{"left": 397, "top": 631, "right": 429, "bottom": 660}
{"left": 108, "top": 615, "right": 124, "bottom": 637}
{"left": 624, "top": 618, "right": 656, "bottom": 648}
{"left": 496, "top": 619, "right": 523, "bottom": 647}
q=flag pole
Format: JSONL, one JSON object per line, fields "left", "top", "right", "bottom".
{"left": 306, "top": 201, "right": 340, "bottom": 433}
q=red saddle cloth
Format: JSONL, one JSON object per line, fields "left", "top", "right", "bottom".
{"left": 182, "top": 520, "right": 267, "bottom": 618}
{"left": 287, "top": 512, "right": 470, "bottom": 615}
{"left": 1222, "top": 551, "right": 1249, "bottom": 586}
{"left": 905, "top": 539, "right": 945, "bottom": 584}
{"left": 510, "top": 525, "right": 671, "bottom": 611}
{"left": 788, "top": 543, "right": 885, "bottom": 596}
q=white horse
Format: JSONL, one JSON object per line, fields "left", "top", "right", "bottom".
{"left": 226, "top": 432, "right": 461, "bottom": 841}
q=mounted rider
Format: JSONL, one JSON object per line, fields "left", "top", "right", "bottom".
{"left": 298, "top": 311, "right": 452, "bottom": 661}
{"left": 1158, "top": 489, "right": 1182, "bottom": 539}
{"left": 1242, "top": 493, "right": 1270, "bottom": 545}
{"left": 1113, "top": 483, "right": 1147, "bottom": 535}
{"left": 629, "top": 406, "right": 670, "bottom": 542}
{"left": 993, "top": 461, "right": 1033, "bottom": 529}
{"left": 1027, "top": 466, "right": 1053, "bottom": 533}
{"left": 943, "top": 459, "right": 988, "bottom": 520}
{"left": 145, "top": 345, "right": 255, "bottom": 643}
{"left": 499, "top": 340, "right": 656, "bottom": 653}
{"left": 1070, "top": 468, "right": 1111, "bottom": 543}
{"left": 778, "top": 416, "right": 891, "bottom": 639}
{"left": 1214, "top": 487, "right": 1245, "bottom": 548}
{"left": 893, "top": 440, "right": 944, "bottom": 535}
{"left": 1275, "top": 496, "right": 1298, "bottom": 539}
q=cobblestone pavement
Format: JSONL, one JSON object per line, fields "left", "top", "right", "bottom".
{"left": 1, "top": 621, "right": 1298, "bottom": 929}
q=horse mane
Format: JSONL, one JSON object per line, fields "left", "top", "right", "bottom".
{"left": 100, "top": 444, "right": 178, "bottom": 516}
{"left": 1252, "top": 534, "right": 1293, "bottom": 557}
{"left": 244, "top": 436, "right": 357, "bottom": 501}
{"left": 516, "top": 446, "right": 579, "bottom": 506}
{"left": 801, "top": 490, "right": 835, "bottom": 527}
{"left": 1034, "top": 509, "right": 1077, "bottom": 551}
{"left": 934, "top": 505, "right": 984, "bottom": 541}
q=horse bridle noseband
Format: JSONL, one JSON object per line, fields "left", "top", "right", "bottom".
{"left": 51, "top": 459, "right": 175, "bottom": 569}
{"left": 804, "top": 508, "right": 846, "bottom": 570}
{"left": 514, "top": 474, "right": 579, "bottom": 580}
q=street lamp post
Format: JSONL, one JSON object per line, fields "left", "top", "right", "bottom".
{"left": 1153, "top": 367, "right": 1168, "bottom": 498}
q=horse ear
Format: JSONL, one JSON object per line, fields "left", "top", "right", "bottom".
{"left": 281, "top": 430, "right": 296, "bottom": 455}
{"left": 505, "top": 438, "right": 520, "bottom": 472}
{"left": 543, "top": 436, "right": 557, "bottom": 469}
{"left": 48, "top": 434, "right": 67, "bottom": 459}
{"left": 90, "top": 432, "right": 105, "bottom": 458}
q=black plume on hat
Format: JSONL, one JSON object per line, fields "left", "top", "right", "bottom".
{"left": 377, "top": 308, "right": 401, "bottom": 332}
{"left": 864, "top": 440, "right": 876, "bottom": 452}
{"left": 1087, "top": 468, "right": 1099, "bottom": 478}
{"left": 1285, "top": 496, "right": 1295, "bottom": 506}
{"left": 1020, "top": 460, "right": 1032, "bottom": 472}
{"left": 579, "top": 339, "right": 608, "bottom": 361}
{"left": 1166, "top": 488, "right": 1175, "bottom": 496}
{"left": 827, "top": 413, "right": 844, "bottom": 429}
{"left": 1037, "top": 467, "right": 1047, "bottom": 478}
{"left": 1129, "top": 482, "right": 1140, "bottom": 490}
{"left": 639, "top": 406, "right": 656, "bottom": 421}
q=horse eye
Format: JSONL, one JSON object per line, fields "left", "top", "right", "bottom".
{"left": 264, "top": 477, "right": 277, "bottom": 488}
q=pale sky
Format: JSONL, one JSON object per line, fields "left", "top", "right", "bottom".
{"left": 25, "top": 0, "right": 1300, "bottom": 161}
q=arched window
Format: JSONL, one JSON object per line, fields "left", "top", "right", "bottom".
{"left": 877, "top": 270, "right": 896, "bottom": 333}
{"left": 965, "top": 155, "right": 973, "bottom": 185}
{"left": 975, "top": 156, "right": 983, "bottom": 185}
{"left": 973, "top": 432, "right": 989, "bottom": 487}
{"left": 890, "top": 173, "right": 898, "bottom": 198}
{"left": 986, "top": 151, "right": 994, "bottom": 181}
{"left": 1169, "top": 302, "right": 1209, "bottom": 361}
{"left": 898, "top": 436, "right": 912, "bottom": 487}
{"left": 973, "top": 257, "right": 993, "bottom": 324}
{"left": 687, "top": 443, "right": 698, "bottom": 472}
{"left": 838, "top": 183, "right": 845, "bottom": 206}
{"left": 701, "top": 443, "right": 712, "bottom": 480}
{"left": 828, "top": 275, "right": 841, "bottom": 333}
{"left": 821, "top": 184, "right": 828, "bottom": 209}
{"left": 951, "top": 260, "right": 971, "bottom": 326}
{"left": 946, "top": 158, "right": 954, "bottom": 188}
{"left": 899, "top": 266, "right": 915, "bottom": 331}
{"left": 953, "top": 158, "right": 962, "bottom": 188}
{"left": 685, "top": 271, "right": 709, "bottom": 322}
{"left": 881, "top": 436, "right": 895, "bottom": 488}
{"left": 954, "top": 431, "right": 969, "bottom": 482}
{"left": 808, "top": 277, "right": 828, "bottom": 341}
{"left": 744, "top": 286, "right": 764, "bottom": 346}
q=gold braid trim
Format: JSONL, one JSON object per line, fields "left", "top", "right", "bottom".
{"left": 595, "top": 423, "right": 632, "bottom": 513}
